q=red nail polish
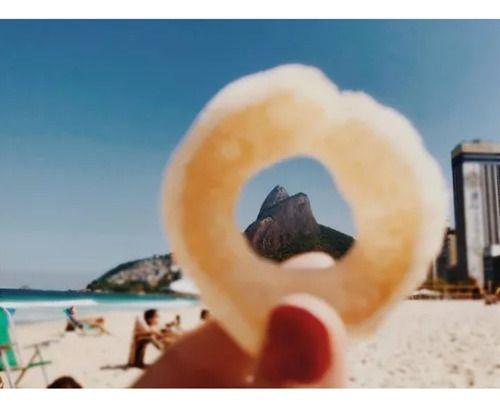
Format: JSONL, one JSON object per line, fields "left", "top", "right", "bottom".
{"left": 258, "top": 304, "right": 332, "bottom": 385}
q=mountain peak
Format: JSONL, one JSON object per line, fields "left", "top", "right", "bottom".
{"left": 257, "top": 185, "right": 290, "bottom": 219}
{"left": 245, "top": 186, "right": 354, "bottom": 262}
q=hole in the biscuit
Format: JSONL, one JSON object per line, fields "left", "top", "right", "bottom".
{"left": 236, "top": 156, "right": 355, "bottom": 267}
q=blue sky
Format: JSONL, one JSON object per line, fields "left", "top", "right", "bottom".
{"left": 2, "top": 20, "right": 500, "bottom": 289}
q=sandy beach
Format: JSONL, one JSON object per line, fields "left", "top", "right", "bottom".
{"left": 347, "top": 300, "right": 500, "bottom": 388}
{"left": 7, "top": 305, "right": 203, "bottom": 388}
{"left": 6, "top": 300, "right": 500, "bottom": 388}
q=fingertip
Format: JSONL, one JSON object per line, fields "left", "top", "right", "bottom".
{"left": 256, "top": 294, "right": 347, "bottom": 388}
{"left": 280, "top": 252, "right": 336, "bottom": 270}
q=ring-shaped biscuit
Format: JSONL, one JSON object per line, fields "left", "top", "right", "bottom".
{"left": 163, "top": 64, "right": 447, "bottom": 354}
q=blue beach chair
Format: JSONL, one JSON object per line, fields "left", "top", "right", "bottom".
{"left": 0, "top": 307, "right": 52, "bottom": 388}
{"left": 63, "top": 307, "right": 109, "bottom": 336}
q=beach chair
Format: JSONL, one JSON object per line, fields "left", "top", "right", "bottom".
{"left": 63, "top": 308, "right": 109, "bottom": 336}
{"left": 0, "top": 307, "right": 52, "bottom": 388}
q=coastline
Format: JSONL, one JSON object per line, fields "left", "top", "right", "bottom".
{"left": 0, "top": 287, "right": 200, "bottom": 324}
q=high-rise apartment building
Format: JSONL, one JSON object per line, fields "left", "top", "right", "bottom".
{"left": 452, "top": 140, "right": 500, "bottom": 290}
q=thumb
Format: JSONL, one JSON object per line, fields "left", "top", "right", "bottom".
{"left": 253, "top": 293, "right": 348, "bottom": 388}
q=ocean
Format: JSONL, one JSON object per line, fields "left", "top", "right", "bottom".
{"left": 0, "top": 288, "right": 200, "bottom": 324}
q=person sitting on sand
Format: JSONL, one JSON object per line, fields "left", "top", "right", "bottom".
{"left": 128, "top": 309, "right": 181, "bottom": 369}
{"left": 64, "top": 306, "right": 110, "bottom": 335}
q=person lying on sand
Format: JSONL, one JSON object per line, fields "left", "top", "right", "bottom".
{"left": 128, "top": 309, "right": 182, "bottom": 369}
{"left": 133, "top": 253, "right": 347, "bottom": 387}
{"left": 64, "top": 306, "right": 110, "bottom": 335}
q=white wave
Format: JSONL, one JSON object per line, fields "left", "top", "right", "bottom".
{"left": 9, "top": 298, "right": 200, "bottom": 324}
{"left": 97, "top": 299, "right": 198, "bottom": 310}
{"left": 0, "top": 299, "right": 98, "bottom": 309}
{"left": 170, "top": 278, "right": 200, "bottom": 295}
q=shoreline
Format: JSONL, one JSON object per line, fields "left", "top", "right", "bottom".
{"left": 0, "top": 287, "right": 201, "bottom": 324}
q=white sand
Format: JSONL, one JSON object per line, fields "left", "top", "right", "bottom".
{"left": 5, "top": 300, "right": 500, "bottom": 388}
{"left": 347, "top": 300, "right": 500, "bottom": 388}
{"left": 6, "top": 305, "right": 202, "bottom": 388}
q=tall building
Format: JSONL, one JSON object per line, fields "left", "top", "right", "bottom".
{"left": 433, "top": 228, "right": 458, "bottom": 282}
{"left": 452, "top": 140, "right": 500, "bottom": 291}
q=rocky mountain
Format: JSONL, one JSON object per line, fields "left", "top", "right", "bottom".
{"left": 86, "top": 254, "right": 186, "bottom": 294}
{"left": 244, "top": 185, "right": 354, "bottom": 261}
{"left": 87, "top": 186, "right": 353, "bottom": 293}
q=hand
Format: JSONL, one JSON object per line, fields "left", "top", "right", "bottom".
{"left": 133, "top": 252, "right": 348, "bottom": 388}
